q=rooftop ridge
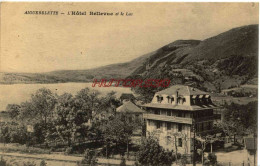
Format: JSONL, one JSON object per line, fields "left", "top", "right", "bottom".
{"left": 156, "top": 85, "right": 207, "bottom": 96}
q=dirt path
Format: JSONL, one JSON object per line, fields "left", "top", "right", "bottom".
{"left": 0, "top": 151, "right": 135, "bottom": 166}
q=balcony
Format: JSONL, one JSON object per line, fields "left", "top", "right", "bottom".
{"left": 143, "top": 113, "right": 192, "bottom": 124}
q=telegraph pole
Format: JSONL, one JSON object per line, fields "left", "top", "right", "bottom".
{"left": 193, "top": 119, "right": 196, "bottom": 166}
{"left": 254, "top": 132, "right": 256, "bottom": 166}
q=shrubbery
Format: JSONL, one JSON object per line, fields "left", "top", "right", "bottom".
{"left": 77, "top": 149, "right": 98, "bottom": 166}
{"left": 136, "top": 136, "right": 175, "bottom": 166}
{"left": 0, "top": 156, "right": 8, "bottom": 166}
{"left": 120, "top": 156, "right": 126, "bottom": 166}
{"left": 39, "top": 160, "right": 47, "bottom": 166}
{"left": 207, "top": 153, "right": 217, "bottom": 165}
{"left": 65, "top": 147, "right": 73, "bottom": 155}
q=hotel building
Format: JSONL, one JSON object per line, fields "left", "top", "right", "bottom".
{"left": 142, "top": 85, "right": 220, "bottom": 155}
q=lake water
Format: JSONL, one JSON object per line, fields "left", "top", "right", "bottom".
{"left": 0, "top": 83, "right": 132, "bottom": 111}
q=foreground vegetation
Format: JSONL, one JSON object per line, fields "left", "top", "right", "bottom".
{"left": 0, "top": 86, "right": 257, "bottom": 166}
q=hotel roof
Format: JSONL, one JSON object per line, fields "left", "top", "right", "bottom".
{"left": 156, "top": 85, "right": 208, "bottom": 96}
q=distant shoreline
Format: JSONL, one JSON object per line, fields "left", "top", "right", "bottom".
{"left": 0, "top": 80, "right": 93, "bottom": 85}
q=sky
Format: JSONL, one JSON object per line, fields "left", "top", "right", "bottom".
{"left": 0, "top": 2, "right": 259, "bottom": 73}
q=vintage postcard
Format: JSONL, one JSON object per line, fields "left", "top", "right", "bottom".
{"left": 0, "top": 2, "right": 258, "bottom": 166}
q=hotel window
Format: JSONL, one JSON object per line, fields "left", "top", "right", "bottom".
{"left": 178, "top": 124, "right": 182, "bottom": 132}
{"left": 191, "top": 95, "right": 197, "bottom": 105}
{"left": 171, "top": 97, "right": 174, "bottom": 103}
{"left": 167, "top": 122, "right": 171, "bottom": 130}
{"left": 201, "top": 123, "right": 204, "bottom": 131}
{"left": 178, "top": 138, "right": 182, "bottom": 147}
{"left": 156, "top": 95, "right": 163, "bottom": 103}
{"left": 156, "top": 121, "right": 161, "bottom": 129}
{"left": 156, "top": 96, "right": 160, "bottom": 102}
{"left": 177, "top": 97, "right": 180, "bottom": 104}
{"left": 198, "top": 123, "right": 203, "bottom": 132}
{"left": 178, "top": 112, "right": 183, "bottom": 117}
{"left": 207, "top": 122, "right": 211, "bottom": 130}
{"left": 155, "top": 110, "right": 160, "bottom": 115}
{"left": 209, "top": 122, "right": 213, "bottom": 130}
{"left": 167, "top": 96, "right": 170, "bottom": 103}
{"left": 182, "top": 98, "right": 186, "bottom": 104}
{"left": 195, "top": 124, "right": 198, "bottom": 132}
{"left": 167, "top": 110, "right": 171, "bottom": 116}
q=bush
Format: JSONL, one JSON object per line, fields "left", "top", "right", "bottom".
{"left": 23, "top": 161, "right": 36, "bottom": 166}
{"left": 136, "top": 136, "right": 175, "bottom": 166}
{"left": 40, "top": 160, "right": 47, "bottom": 166}
{"left": 0, "top": 156, "right": 7, "bottom": 166}
{"left": 180, "top": 155, "right": 188, "bottom": 166}
{"left": 177, "top": 153, "right": 182, "bottom": 160}
{"left": 80, "top": 149, "right": 98, "bottom": 166}
{"left": 134, "top": 161, "right": 140, "bottom": 166}
{"left": 208, "top": 153, "right": 217, "bottom": 165}
{"left": 120, "top": 156, "right": 126, "bottom": 166}
{"left": 65, "top": 147, "right": 73, "bottom": 155}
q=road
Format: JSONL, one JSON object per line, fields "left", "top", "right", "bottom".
{"left": 0, "top": 151, "right": 135, "bottom": 166}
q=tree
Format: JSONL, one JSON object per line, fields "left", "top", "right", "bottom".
{"left": 196, "top": 135, "right": 218, "bottom": 165}
{"left": 166, "top": 132, "right": 188, "bottom": 165}
{"left": 218, "top": 101, "right": 258, "bottom": 143}
{"left": 136, "top": 135, "right": 174, "bottom": 166}
{"left": 31, "top": 88, "right": 57, "bottom": 130}
{"left": 217, "top": 121, "right": 237, "bottom": 142}
{"left": 6, "top": 104, "right": 20, "bottom": 119}
{"left": 222, "top": 101, "right": 257, "bottom": 134}
{"left": 74, "top": 88, "right": 99, "bottom": 123}
{"left": 94, "top": 91, "right": 120, "bottom": 120}
{"left": 52, "top": 93, "right": 76, "bottom": 146}
{"left": 101, "top": 113, "right": 140, "bottom": 158}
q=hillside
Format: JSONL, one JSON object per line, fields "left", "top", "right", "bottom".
{"left": 0, "top": 24, "right": 258, "bottom": 93}
{"left": 128, "top": 24, "right": 258, "bottom": 92}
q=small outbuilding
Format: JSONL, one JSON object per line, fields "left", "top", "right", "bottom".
{"left": 116, "top": 101, "right": 145, "bottom": 121}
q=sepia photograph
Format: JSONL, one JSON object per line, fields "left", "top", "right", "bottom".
{"left": 0, "top": 2, "right": 258, "bottom": 166}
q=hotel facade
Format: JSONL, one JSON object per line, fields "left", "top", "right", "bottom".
{"left": 142, "top": 85, "right": 220, "bottom": 155}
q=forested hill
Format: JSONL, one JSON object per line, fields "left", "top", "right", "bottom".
{"left": 1, "top": 24, "right": 258, "bottom": 92}
{"left": 128, "top": 24, "right": 258, "bottom": 92}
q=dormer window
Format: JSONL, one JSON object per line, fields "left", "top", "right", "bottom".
{"left": 166, "top": 96, "right": 174, "bottom": 104}
{"left": 205, "top": 95, "right": 212, "bottom": 104}
{"left": 167, "top": 96, "right": 170, "bottom": 103}
{"left": 191, "top": 95, "right": 197, "bottom": 105}
{"left": 171, "top": 97, "right": 174, "bottom": 103}
{"left": 198, "top": 95, "right": 204, "bottom": 105}
{"left": 182, "top": 98, "right": 186, "bottom": 104}
{"left": 177, "top": 97, "right": 182, "bottom": 104}
{"left": 156, "top": 95, "right": 163, "bottom": 103}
